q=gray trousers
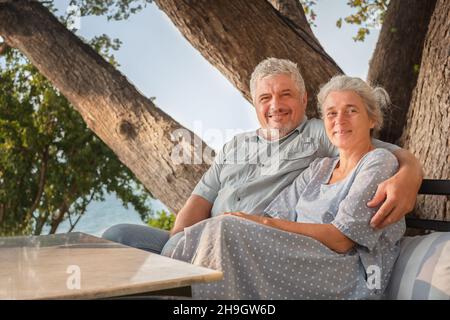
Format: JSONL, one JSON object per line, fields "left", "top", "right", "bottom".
{"left": 101, "top": 224, "right": 182, "bottom": 256}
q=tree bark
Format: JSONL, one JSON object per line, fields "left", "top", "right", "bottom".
{"left": 400, "top": 0, "right": 450, "bottom": 221}
{"left": 154, "top": 0, "right": 342, "bottom": 118}
{"left": 34, "top": 211, "right": 49, "bottom": 236}
{"left": 0, "top": 41, "right": 8, "bottom": 55}
{"left": 367, "top": 0, "right": 437, "bottom": 144}
{"left": 268, "top": 0, "right": 321, "bottom": 45}
{"left": 0, "top": 0, "right": 214, "bottom": 213}
{"left": 269, "top": 0, "right": 309, "bottom": 28}
{"left": 49, "top": 200, "right": 69, "bottom": 234}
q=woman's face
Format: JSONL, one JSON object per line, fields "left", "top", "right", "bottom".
{"left": 323, "top": 90, "right": 375, "bottom": 150}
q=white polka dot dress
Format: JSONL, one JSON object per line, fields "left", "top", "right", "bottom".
{"left": 164, "top": 149, "right": 405, "bottom": 299}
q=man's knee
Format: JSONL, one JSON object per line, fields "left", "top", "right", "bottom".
{"left": 101, "top": 223, "right": 170, "bottom": 254}
{"left": 102, "top": 223, "right": 134, "bottom": 243}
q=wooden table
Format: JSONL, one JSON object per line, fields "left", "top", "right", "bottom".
{"left": 0, "top": 232, "right": 223, "bottom": 299}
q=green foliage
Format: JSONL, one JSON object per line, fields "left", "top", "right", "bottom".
{"left": 299, "top": 0, "right": 317, "bottom": 26}
{"left": 341, "top": 0, "right": 389, "bottom": 41}
{"left": 146, "top": 210, "right": 175, "bottom": 231}
{"left": 0, "top": 42, "right": 153, "bottom": 236}
{"left": 66, "top": 0, "right": 153, "bottom": 21}
{"left": 88, "top": 34, "right": 123, "bottom": 67}
{"left": 300, "top": 0, "right": 390, "bottom": 42}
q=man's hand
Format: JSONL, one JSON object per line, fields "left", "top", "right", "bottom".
{"left": 368, "top": 173, "right": 419, "bottom": 229}
{"left": 368, "top": 148, "right": 423, "bottom": 229}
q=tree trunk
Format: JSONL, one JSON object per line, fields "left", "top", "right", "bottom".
{"left": 269, "top": 0, "right": 310, "bottom": 28}
{"left": 27, "top": 146, "right": 49, "bottom": 225}
{"left": 0, "top": 0, "right": 214, "bottom": 213}
{"left": 34, "top": 212, "right": 48, "bottom": 236}
{"left": 49, "top": 200, "right": 69, "bottom": 234}
{"left": 400, "top": 0, "right": 450, "bottom": 221}
{"left": 154, "top": 0, "right": 342, "bottom": 118}
{"left": 367, "top": 0, "right": 437, "bottom": 144}
{"left": 0, "top": 204, "right": 4, "bottom": 225}
{"left": 268, "top": 0, "right": 321, "bottom": 45}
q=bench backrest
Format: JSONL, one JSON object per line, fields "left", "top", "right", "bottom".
{"left": 405, "top": 179, "right": 450, "bottom": 232}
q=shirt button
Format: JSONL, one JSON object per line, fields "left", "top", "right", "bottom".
{"left": 237, "top": 197, "right": 241, "bottom": 201}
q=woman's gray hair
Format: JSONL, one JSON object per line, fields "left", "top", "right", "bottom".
{"left": 317, "top": 75, "right": 390, "bottom": 131}
{"left": 250, "top": 57, "right": 306, "bottom": 103}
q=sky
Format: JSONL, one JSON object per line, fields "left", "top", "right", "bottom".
{"left": 47, "top": 1, "right": 382, "bottom": 232}
{"left": 54, "top": 0, "right": 381, "bottom": 151}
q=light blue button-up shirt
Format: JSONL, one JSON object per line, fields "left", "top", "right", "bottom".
{"left": 192, "top": 117, "right": 399, "bottom": 217}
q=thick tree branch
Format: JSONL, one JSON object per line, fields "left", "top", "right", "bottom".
{"left": 268, "top": 0, "right": 321, "bottom": 46}
{"left": 269, "top": 0, "right": 309, "bottom": 28}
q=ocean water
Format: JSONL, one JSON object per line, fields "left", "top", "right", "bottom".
{"left": 45, "top": 193, "right": 169, "bottom": 237}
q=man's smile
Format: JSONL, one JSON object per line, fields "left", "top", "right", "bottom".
{"left": 267, "top": 111, "right": 290, "bottom": 121}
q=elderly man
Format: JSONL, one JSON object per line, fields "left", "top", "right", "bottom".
{"left": 103, "top": 58, "right": 423, "bottom": 255}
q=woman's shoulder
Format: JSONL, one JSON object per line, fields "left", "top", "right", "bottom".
{"left": 360, "top": 148, "right": 399, "bottom": 170}
{"left": 367, "top": 148, "right": 398, "bottom": 160}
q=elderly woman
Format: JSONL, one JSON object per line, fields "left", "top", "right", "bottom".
{"left": 164, "top": 75, "right": 405, "bottom": 300}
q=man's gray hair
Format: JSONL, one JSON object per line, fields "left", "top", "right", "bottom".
{"left": 250, "top": 57, "right": 306, "bottom": 103}
{"left": 317, "top": 75, "right": 390, "bottom": 131}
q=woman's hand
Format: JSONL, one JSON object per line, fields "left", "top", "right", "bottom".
{"left": 224, "top": 212, "right": 268, "bottom": 225}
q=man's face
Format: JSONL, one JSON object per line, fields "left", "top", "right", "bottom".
{"left": 254, "top": 74, "right": 307, "bottom": 138}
